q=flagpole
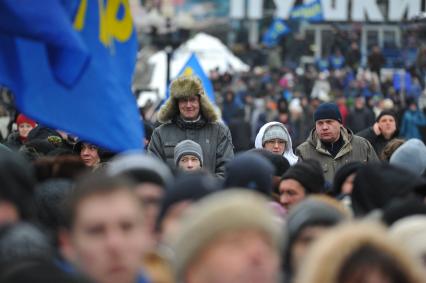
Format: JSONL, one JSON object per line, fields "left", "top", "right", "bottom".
{"left": 165, "top": 45, "right": 172, "bottom": 92}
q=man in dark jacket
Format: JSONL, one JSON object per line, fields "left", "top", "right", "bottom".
{"left": 148, "top": 76, "right": 234, "bottom": 178}
{"left": 346, "top": 95, "right": 375, "bottom": 134}
{"left": 357, "top": 110, "right": 398, "bottom": 158}
{"left": 368, "top": 45, "right": 386, "bottom": 77}
{"left": 296, "top": 103, "right": 379, "bottom": 182}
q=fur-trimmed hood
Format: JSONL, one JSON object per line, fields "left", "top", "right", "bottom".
{"left": 157, "top": 76, "right": 218, "bottom": 123}
{"left": 294, "top": 222, "right": 426, "bottom": 283}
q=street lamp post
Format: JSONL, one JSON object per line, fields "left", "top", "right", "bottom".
{"left": 165, "top": 45, "right": 173, "bottom": 91}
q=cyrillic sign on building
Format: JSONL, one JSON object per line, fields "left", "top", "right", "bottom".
{"left": 230, "top": 0, "right": 424, "bottom": 22}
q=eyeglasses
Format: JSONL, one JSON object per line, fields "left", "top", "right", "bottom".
{"left": 265, "top": 139, "right": 286, "bottom": 145}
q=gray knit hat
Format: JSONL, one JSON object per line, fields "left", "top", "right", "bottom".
{"left": 262, "top": 124, "right": 289, "bottom": 145}
{"left": 106, "top": 152, "right": 173, "bottom": 188}
{"left": 168, "top": 189, "right": 283, "bottom": 282}
{"left": 390, "top": 138, "right": 426, "bottom": 176}
{"left": 174, "top": 140, "right": 203, "bottom": 166}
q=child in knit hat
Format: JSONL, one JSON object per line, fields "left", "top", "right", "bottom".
{"left": 174, "top": 140, "right": 203, "bottom": 172}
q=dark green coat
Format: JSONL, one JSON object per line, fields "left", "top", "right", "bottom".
{"left": 296, "top": 127, "right": 379, "bottom": 182}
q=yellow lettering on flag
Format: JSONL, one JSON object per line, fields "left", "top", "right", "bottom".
{"left": 73, "top": 0, "right": 87, "bottom": 31}
{"left": 73, "top": 0, "right": 133, "bottom": 47}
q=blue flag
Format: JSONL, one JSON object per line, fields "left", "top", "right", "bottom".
{"left": 176, "top": 53, "right": 215, "bottom": 103}
{"left": 0, "top": 0, "right": 143, "bottom": 152}
{"left": 262, "top": 18, "right": 291, "bottom": 48}
{"left": 291, "top": 0, "right": 323, "bottom": 22}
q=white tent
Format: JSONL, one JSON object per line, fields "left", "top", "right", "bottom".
{"left": 141, "top": 33, "right": 249, "bottom": 103}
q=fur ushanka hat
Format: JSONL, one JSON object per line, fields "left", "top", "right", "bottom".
{"left": 158, "top": 76, "right": 218, "bottom": 123}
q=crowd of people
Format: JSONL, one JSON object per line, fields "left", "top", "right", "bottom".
{"left": 206, "top": 45, "right": 426, "bottom": 152}
{"left": 1, "top": 70, "right": 426, "bottom": 283}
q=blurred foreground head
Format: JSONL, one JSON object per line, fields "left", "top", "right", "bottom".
{"left": 169, "top": 190, "right": 283, "bottom": 283}
{"left": 0, "top": 150, "right": 36, "bottom": 223}
{"left": 282, "top": 196, "right": 349, "bottom": 280}
{"left": 294, "top": 222, "right": 426, "bottom": 283}
{"left": 107, "top": 152, "right": 173, "bottom": 244}
{"left": 156, "top": 171, "right": 220, "bottom": 243}
{"left": 61, "top": 173, "right": 148, "bottom": 283}
{"left": 352, "top": 163, "right": 426, "bottom": 217}
{"left": 389, "top": 216, "right": 426, "bottom": 272}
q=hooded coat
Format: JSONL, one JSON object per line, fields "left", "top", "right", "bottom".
{"left": 148, "top": 76, "right": 234, "bottom": 178}
{"left": 0, "top": 150, "right": 36, "bottom": 220}
{"left": 390, "top": 138, "right": 426, "bottom": 176}
{"left": 255, "top": 121, "right": 298, "bottom": 165}
{"left": 296, "top": 127, "right": 378, "bottom": 182}
{"left": 351, "top": 163, "right": 426, "bottom": 217}
{"left": 294, "top": 222, "right": 426, "bottom": 283}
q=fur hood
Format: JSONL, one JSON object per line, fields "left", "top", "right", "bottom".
{"left": 157, "top": 76, "right": 218, "bottom": 123}
{"left": 294, "top": 222, "right": 426, "bottom": 283}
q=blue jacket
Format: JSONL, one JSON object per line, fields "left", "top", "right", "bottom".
{"left": 400, "top": 110, "right": 426, "bottom": 140}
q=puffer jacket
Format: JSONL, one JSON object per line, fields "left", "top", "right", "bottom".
{"left": 296, "top": 127, "right": 379, "bottom": 182}
{"left": 148, "top": 116, "right": 234, "bottom": 178}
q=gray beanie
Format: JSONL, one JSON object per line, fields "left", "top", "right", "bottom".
{"left": 106, "top": 152, "right": 173, "bottom": 187}
{"left": 174, "top": 140, "right": 203, "bottom": 166}
{"left": 390, "top": 139, "right": 426, "bottom": 176}
{"left": 262, "top": 125, "right": 288, "bottom": 145}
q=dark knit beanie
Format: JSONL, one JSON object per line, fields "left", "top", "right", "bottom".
{"left": 352, "top": 163, "right": 426, "bottom": 217}
{"left": 156, "top": 172, "right": 220, "bottom": 232}
{"left": 282, "top": 198, "right": 346, "bottom": 275}
{"left": 249, "top": 148, "right": 290, "bottom": 177}
{"left": 376, "top": 110, "right": 397, "bottom": 123}
{"left": 281, "top": 160, "right": 325, "bottom": 194}
{"left": 224, "top": 152, "right": 274, "bottom": 196}
{"left": 331, "top": 162, "right": 364, "bottom": 196}
{"left": 381, "top": 197, "right": 426, "bottom": 226}
{"left": 313, "top": 103, "right": 342, "bottom": 123}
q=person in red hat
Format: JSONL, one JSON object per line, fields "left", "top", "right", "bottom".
{"left": 4, "top": 114, "right": 37, "bottom": 150}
